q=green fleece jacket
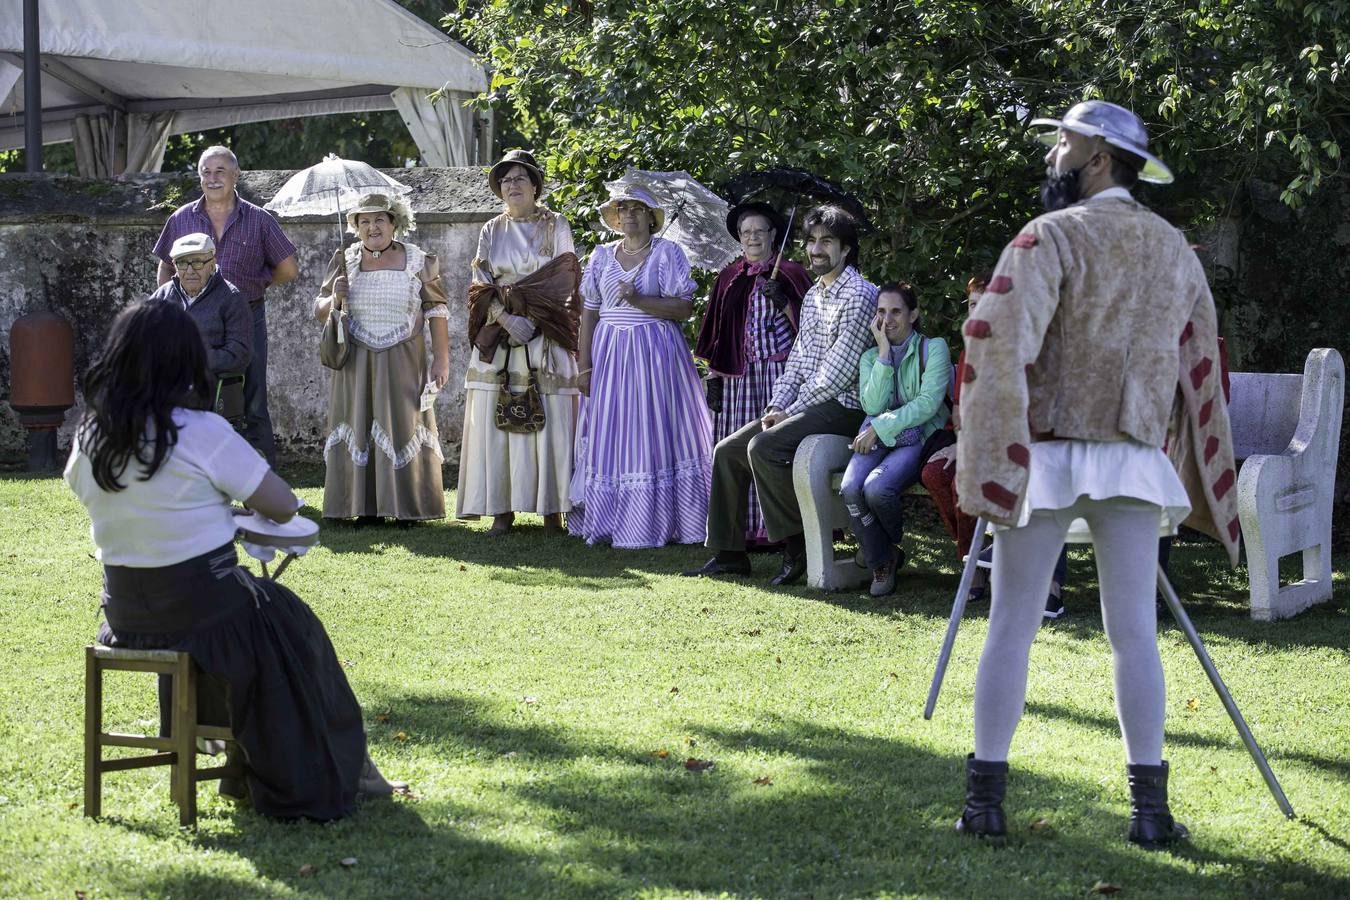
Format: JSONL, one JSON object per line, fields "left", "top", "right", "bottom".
{"left": 857, "top": 333, "right": 952, "bottom": 447}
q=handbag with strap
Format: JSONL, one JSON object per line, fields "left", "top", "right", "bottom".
{"left": 494, "top": 343, "right": 546, "bottom": 434}
{"left": 319, "top": 251, "right": 352, "bottom": 370}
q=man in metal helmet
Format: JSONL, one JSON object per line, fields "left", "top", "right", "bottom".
{"left": 952, "top": 100, "right": 1239, "bottom": 849}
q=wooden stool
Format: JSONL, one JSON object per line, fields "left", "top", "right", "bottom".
{"left": 84, "top": 644, "right": 241, "bottom": 827}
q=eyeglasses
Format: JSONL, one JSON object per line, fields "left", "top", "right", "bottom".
{"left": 739, "top": 228, "right": 773, "bottom": 239}
{"left": 498, "top": 175, "right": 533, "bottom": 186}
{"left": 616, "top": 202, "right": 649, "bottom": 213}
{"left": 174, "top": 255, "right": 215, "bottom": 272}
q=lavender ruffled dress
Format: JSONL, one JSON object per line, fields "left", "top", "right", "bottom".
{"left": 568, "top": 239, "right": 712, "bottom": 548}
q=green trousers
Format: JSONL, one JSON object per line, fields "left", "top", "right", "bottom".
{"left": 705, "top": 400, "right": 866, "bottom": 551}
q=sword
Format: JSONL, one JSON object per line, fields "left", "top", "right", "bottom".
{"left": 1157, "top": 567, "right": 1295, "bottom": 818}
{"left": 924, "top": 517, "right": 987, "bottom": 719}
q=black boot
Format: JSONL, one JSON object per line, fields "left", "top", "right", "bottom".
{"left": 1127, "top": 760, "right": 1190, "bottom": 850}
{"left": 955, "top": 753, "right": 1007, "bottom": 841}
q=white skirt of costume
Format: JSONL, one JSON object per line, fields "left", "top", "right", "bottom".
{"left": 455, "top": 333, "right": 578, "bottom": 518}
{"left": 1011, "top": 439, "right": 1191, "bottom": 542}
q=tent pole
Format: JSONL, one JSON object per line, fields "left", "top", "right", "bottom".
{"left": 23, "top": 0, "right": 41, "bottom": 172}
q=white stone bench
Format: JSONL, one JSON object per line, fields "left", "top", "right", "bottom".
{"left": 1233, "top": 348, "right": 1344, "bottom": 620}
{"left": 791, "top": 434, "right": 929, "bottom": 591}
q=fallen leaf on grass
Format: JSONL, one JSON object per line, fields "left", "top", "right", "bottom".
{"left": 787, "top": 625, "right": 797, "bottom": 633}
{"left": 669, "top": 686, "right": 679, "bottom": 694}
{"left": 1089, "top": 882, "right": 1121, "bottom": 895}
{"left": 889, "top": 672, "right": 899, "bottom": 680}
{"left": 375, "top": 712, "right": 391, "bottom": 723}
{"left": 298, "top": 864, "right": 316, "bottom": 877}
{"left": 775, "top": 655, "right": 782, "bottom": 666}
{"left": 340, "top": 857, "right": 358, "bottom": 868}
{"left": 1209, "top": 766, "right": 1219, "bottom": 774}
{"left": 684, "top": 736, "right": 697, "bottom": 748}
{"left": 1186, "top": 697, "right": 1199, "bottom": 711}
{"left": 741, "top": 628, "right": 762, "bottom": 636}
{"left": 458, "top": 564, "right": 467, "bottom": 572}
{"left": 341, "top": 659, "right": 355, "bottom": 668}
{"left": 684, "top": 757, "right": 715, "bottom": 773}
{"left": 649, "top": 749, "right": 669, "bottom": 759}
{"left": 68, "top": 802, "right": 78, "bottom": 811}
{"left": 1029, "top": 816, "right": 1053, "bottom": 832}
{"left": 700, "top": 607, "right": 711, "bottom": 615}
{"left": 393, "top": 786, "right": 421, "bottom": 801}
{"left": 752, "top": 776, "right": 773, "bottom": 786}
{"left": 522, "top": 696, "right": 538, "bottom": 705}
{"left": 395, "top": 731, "right": 408, "bottom": 742}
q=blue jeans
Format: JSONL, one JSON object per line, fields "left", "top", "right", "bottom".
{"left": 840, "top": 439, "right": 925, "bottom": 569}
{"left": 243, "top": 303, "right": 277, "bottom": 467}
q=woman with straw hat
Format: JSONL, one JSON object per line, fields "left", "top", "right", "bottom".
{"left": 459, "top": 149, "right": 582, "bottom": 536}
{"left": 313, "top": 191, "right": 449, "bottom": 523}
{"left": 567, "top": 186, "right": 713, "bottom": 548}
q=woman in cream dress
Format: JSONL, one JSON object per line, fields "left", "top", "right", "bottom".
{"left": 458, "top": 149, "right": 581, "bottom": 535}
{"left": 314, "top": 192, "right": 449, "bottom": 522}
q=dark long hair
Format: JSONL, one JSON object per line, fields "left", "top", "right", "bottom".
{"left": 801, "top": 204, "right": 861, "bottom": 268}
{"left": 78, "top": 301, "right": 213, "bottom": 491}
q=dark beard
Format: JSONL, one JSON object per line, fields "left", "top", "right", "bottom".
{"left": 1040, "top": 166, "right": 1082, "bottom": 211}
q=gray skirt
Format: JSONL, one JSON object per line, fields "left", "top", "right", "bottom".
{"left": 323, "top": 335, "right": 445, "bottom": 520}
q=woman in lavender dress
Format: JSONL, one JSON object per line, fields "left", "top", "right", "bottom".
{"left": 568, "top": 187, "right": 713, "bottom": 548}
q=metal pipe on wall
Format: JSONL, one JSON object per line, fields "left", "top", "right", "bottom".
{"left": 23, "top": 0, "right": 41, "bottom": 172}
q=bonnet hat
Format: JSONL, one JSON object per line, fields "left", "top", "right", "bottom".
{"left": 598, "top": 186, "right": 666, "bottom": 233}
{"left": 345, "top": 192, "right": 416, "bottom": 237}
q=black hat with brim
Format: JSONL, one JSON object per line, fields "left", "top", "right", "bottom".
{"left": 725, "top": 201, "right": 787, "bottom": 242}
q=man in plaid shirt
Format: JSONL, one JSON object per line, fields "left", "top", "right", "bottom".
{"left": 685, "top": 205, "right": 878, "bottom": 585}
{"left": 154, "top": 146, "right": 299, "bottom": 466}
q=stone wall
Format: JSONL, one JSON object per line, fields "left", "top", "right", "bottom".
{"left": 0, "top": 169, "right": 501, "bottom": 463}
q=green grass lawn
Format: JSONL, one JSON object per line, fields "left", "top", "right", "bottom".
{"left": 1, "top": 466, "right": 1347, "bottom": 899}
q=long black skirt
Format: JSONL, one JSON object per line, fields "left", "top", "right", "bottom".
{"left": 98, "top": 543, "right": 365, "bottom": 821}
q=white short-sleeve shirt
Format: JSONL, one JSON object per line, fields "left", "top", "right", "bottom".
{"left": 65, "top": 409, "right": 270, "bottom": 567}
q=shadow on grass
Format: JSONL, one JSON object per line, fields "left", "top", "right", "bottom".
{"left": 261, "top": 690, "right": 1342, "bottom": 899}
{"left": 1024, "top": 699, "right": 1350, "bottom": 783}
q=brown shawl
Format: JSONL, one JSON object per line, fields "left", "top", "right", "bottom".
{"left": 467, "top": 252, "right": 582, "bottom": 362}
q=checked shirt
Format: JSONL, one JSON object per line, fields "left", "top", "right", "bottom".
{"left": 769, "top": 265, "right": 878, "bottom": 415}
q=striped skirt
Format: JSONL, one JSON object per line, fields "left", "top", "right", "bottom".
{"left": 568, "top": 318, "right": 712, "bottom": 548}
{"left": 713, "top": 357, "right": 787, "bottom": 546}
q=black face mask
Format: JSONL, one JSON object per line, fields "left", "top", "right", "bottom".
{"left": 1040, "top": 162, "right": 1086, "bottom": 211}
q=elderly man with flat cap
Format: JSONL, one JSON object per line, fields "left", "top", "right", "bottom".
{"left": 147, "top": 232, "right": 252, "bottom": 425}
{"left": 693, "top": 201, "right": 812, "bottom": 547}
{"left": 951, "top": 100, "right": 1239, "bottom": 849}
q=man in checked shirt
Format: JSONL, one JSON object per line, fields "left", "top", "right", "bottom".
{"left": 153, "top": 146, "right": 300, "bottom": 466}
{"left": 685, "top": 205, "right": 878, "bottom": 585}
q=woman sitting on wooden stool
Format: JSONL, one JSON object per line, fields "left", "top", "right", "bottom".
{"left": 65, "top": 301, "right": 401, "bottom": 820}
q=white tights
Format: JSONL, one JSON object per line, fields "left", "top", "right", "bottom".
{"left": 973, "top": 496, "right": 1165, "bottom": 766}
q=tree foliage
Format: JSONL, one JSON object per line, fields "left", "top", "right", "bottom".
{"left": 452, "top": 0, "right": 1350, "bottom": 334}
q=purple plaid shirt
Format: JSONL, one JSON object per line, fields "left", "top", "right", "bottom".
{"left": 153, "top": 193, "right": 297, "bottom": 304}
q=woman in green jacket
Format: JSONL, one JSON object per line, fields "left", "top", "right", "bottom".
{"left": 840, "top": 282, "right": 952, "bottom": 596}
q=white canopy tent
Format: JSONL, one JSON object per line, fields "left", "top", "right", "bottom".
{"left": 0, "top": 0, "right": 490, "bottom": 175}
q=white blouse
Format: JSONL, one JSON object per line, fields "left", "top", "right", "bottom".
{"left": 65, "top": 410, "right": 269, "bottom": 567}
{"left": 344, "top": 243, "right": 447, "bottom": 350}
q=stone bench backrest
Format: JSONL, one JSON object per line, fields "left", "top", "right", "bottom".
{"left": 1228, "top": 372, "right": 1303, "bottom": 460}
